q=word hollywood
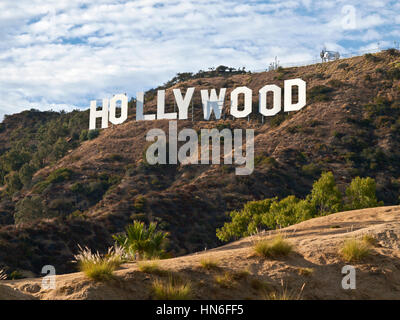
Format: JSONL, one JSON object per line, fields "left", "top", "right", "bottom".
{"left": 89, "top": 79, "right": 306, "bottom": 129}
{"left": 89, "top": 79, "right": 306, "bottom": 176}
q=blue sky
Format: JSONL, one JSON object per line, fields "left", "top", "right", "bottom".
{"left": 0, "top": 0, "right": 399, "bottom": 119}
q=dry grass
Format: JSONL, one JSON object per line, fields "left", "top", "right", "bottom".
{"left": 0, "top": 269, "right": 6, "bottom": 280}
{"left": 266, "top": 281, "right": 305, "bottom": 300}
{"left": 340, "top": 238, "right": 371, "bottom": 262}
{"left": 73, "top": 245, "right": 123, "bottom": 281}
{"left": 199, "top": 258, "right": 220, "bottom": 270}
{"left": 152, "top": 276, "right": 192, "bottom": 300}
{"left": 362, "top": 234, "right": 378, "bottom": 246}
{"left": 232, "top": 269, "right": 250, "bottom": 280}
{"left": 138, "top": 261, "right": 168, "bottom": 276}
{"left": 250, "top": 278, "right": 271, "bottom": 291}
{"left": 254, "top": 235, "right": 293, "bottom": 259}
{"left": 297, "top": 267, "right": 314, "bottom": 276}
{"left": 215, "top": 272, "right": 236, "bottom": 288}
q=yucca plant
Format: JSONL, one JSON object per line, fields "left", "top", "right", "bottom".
{"left": 113, "top": 220, "right": 169, "bottom": 260}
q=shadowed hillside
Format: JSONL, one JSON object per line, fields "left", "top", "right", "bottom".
{"left": 1, "top": 49, "right": 400, "bottom": 275}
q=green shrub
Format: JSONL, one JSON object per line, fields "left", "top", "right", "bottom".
{"left": 113, "top": 221, "right": 169, "bottom": 260}
{"left": 340, "top": 239, "right": 371, "bottom": 262}
{"left": 14, "top": 196, "right": 53, "bottom": 224}
{"left": 337, "top": 63, "right": 349, "bottom": 69}
{"left": 70, "top": 182, "right": 85, "bottom": 193}
{"left": 152, "top": 276, "right": 191, "bottom": 300}
{"left": 133, "top": 196, "right": 146, "bottom": 211}
{"left": 254, "top": 235, "right": 293, "bottom": 259}
{"left": 199, "top": 258, "right": 220, "bottom": 270}
{"left": 73, "top": 245, "right": 123, "bottom": 281}
{"left": 308, "top": 85, "right": 334, "bottom": 102}
{"left": 364, "top": 53, "right": 381, "bottom": 62}
{"left": 79, "top": 129, "right": 88, "bottom": 141}
{"left": 269, "top": 113, "right": 287, "bottom": 127}
{"left": 301, "top": 163, "right": 320, "bottom": 177}
{"left": 385, "top": 48, "right": 400, "bottom": 56}
{"left": 254, "top": 155, "right": 277, "bottom": 167}
{"left": 87, "top": 129, "right": 100, "bottom": 140}
{"left": 216, "top": 172, "right": 382, "bottom": 243}
{"left": 327, "top": 79, "right": 345, "bottom": 88}
{"left": 138, "top": 261, "right": 168, "bottom": 276}
{"left": 4, "top": 171, "right": 23, "bottom": 195}
{"left": 107, "top": 154, "right": 123, "bottom": 162}
{"left": 308, "top": 172, "right": 342, "bottom": 215}
{"left": 345, "top": 176, "right": 383, "bottom": 210}
{"left": 9, "top": 270, "right": 24, "bottom": 280}
{"left": 47, "top": 168, "right": 73, "bottom": 183}
{"left": 216, "top": 198, "right": 276, "bottom": 242}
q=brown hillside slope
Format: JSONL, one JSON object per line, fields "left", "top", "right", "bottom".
{"left": 1, "top": 50, "right": 400, "bottom": 275}
{"left": 2, "top": 205, "right": 400, "bottom": 300}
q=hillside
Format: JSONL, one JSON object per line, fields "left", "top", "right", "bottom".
{"left": 1, "top": 49, "right": 400, "bottom": 276}
{"left": 1, "top": 205, "right": 400, "bottom": 300}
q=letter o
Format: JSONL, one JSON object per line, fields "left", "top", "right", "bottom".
{"left": 230, "top": 87, "right": 252, "bottom": 118}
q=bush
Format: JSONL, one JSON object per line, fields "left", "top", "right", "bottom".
{"left": 337, "top": 63, "right": 349, "bottom": 69}
{"left": 264, "top": 196, "right": 313, "bottom": 229}
{"left": 364, "top": 53, "right": 381, "bottom": 62}
{"left": 87, "top": 129, "right": 100, "bottom": 140}
{"left": 216, "top": 173, "right": 382, "bottom": 243}
{"left": 308, "top": 85, "right": 334, "bottom": 102}
{"left": 73, "top": 245, "right": 123, "bottom": 281}
{"left": 19, "top": 163, "right": 35, "bottom": 186}
{"left": 199, "top": 258, "right": 220, "bottom": 270}
{"left": 345, "top": 176, "right": 383, "bottom": 210}
{"left": 138, "top": 261, "right": 168, "bottom": 276}
{"left": 301, "top": 163, "right": 320, "bottom": 177}
{"left": 340, "top": 239, "right": 371, "bottom": 262}
{"left": 308, "top": 172, "right": 342, "bottom": 215}
{"left": 253, "top": 235, "right": 293, "bottom": 259}
{"left": 47, "top": 168, "right": 73, "bottom": 183}
{"left": 5, "top": 171, "right": 23, "bottom": 195}
{"left": 215, "top": 272, "right": 237, "bottom": 288}
{"left": 113, "top": 221, "right": 169, "bottom": 260}
{"left": 14, "top": 196, "right": 52, "bottom": 224}
{"left": 152, "top": 276, "right": 191, "bottom": 300}
{"left": 79, "top": 129, "right": 88, "bottom": 141}
{"left": 385, "top": 48, "right": 400, "bottom": 56}
{"left": 216, "top": 198, "right": 276, "bottom": 242}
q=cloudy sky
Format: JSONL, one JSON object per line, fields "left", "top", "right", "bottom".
{"left": 0, "top": 0, "right": 399, "bottom": 119}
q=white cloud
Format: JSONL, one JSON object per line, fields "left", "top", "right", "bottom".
{"left": 0, "top": 0, "right": 398, "bottom": 120}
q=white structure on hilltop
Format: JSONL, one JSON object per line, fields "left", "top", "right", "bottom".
{"left": 320, "top": 47, "right": 340, "bottom": 62}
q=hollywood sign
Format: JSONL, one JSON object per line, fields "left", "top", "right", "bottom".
{"left": 89, "top": 79, "right": 306, "bottom": 130}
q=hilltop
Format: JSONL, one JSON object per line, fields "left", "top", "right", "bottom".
{"left": 0, "top": 49, "right": 400, "bottom": 276}
{"left": 1, "top": 205, "right": 400, "bottom": 300}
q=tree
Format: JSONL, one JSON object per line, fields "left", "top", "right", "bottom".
{"left": 14, "top": 196, "right": 49, "bottom": 224}
{"left": 216, "top": 198, "right": 276, "bottom": 242}
{"left": 345, "top": 177, "right": 383, "bottom": 210}
{"left": 5, "top": 171, "right": 23, "bottom": 195}
{"left": 309, "top": 171, "right": 342, "bottom": 215}
{"left": 19, "top": 163, "right": 35, "bottom": 186}
{"left": 113, "top": 221, "right": 169, "bottom": 260}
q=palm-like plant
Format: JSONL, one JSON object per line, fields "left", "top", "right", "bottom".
{"left": 113, "top": 221, "right": 168, "bottom": 260}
